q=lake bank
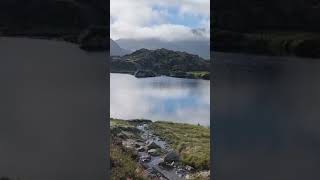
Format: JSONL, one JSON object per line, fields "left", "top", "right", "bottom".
{"left": 110, "top": 70, "right": 210, "bottom": 80}
{"left": 110, "top": 119, "right": 210, "bottom": 180}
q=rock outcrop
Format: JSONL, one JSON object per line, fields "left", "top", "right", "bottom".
{"left": 110, "top": 48, "right": 210, "bottom": 79}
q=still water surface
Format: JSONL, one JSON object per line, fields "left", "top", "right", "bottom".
{"left": 110, "top": 73, "right": 210, "bottom": 126}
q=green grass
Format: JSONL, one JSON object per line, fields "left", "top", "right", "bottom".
{"left": 187, "top": 71, "right": 210, "bottom": 79}
{"left": 110, "top": 143, "right": 148, "bottom": 180}
{"left": 150, "top": 121, "right": 210, "bottom": 170}
{"left": 110, "top": 143, "right": 137, "bottom": 180}
{"left": 110, "top": 119, "right": 148, "bottom": 180}
{"left": 111, "top": 118, "right": 132, "bottom": 128}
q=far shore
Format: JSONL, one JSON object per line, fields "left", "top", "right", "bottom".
{"left": 110, "top": 70, "right": 210, "bottom": 80}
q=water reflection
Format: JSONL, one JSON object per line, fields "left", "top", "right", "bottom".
{"left": 110, "top": 73, "right": 210, "bottom": 126}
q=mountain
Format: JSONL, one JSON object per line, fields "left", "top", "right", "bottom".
{"left": 116, "top": 38, "right": 210, "bottom": 59}
{"left": 111, "top": 48, "right": 210, "bottom": 79}
{"left": 110, "top": 39, "right": 130, "bottom": 56}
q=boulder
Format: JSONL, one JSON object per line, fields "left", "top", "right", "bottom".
{"left": 164, "top": 151, "right": 179, "bottom": 163}
{"left": 147, "top": 149, "right": 161, "bottom": 156}
{"left": 146, "top": 141, "right": 160, "bottom": 150}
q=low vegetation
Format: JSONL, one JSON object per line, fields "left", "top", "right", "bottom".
{"left": 110, "top": 143, "right": 148, "bottom": 180}
{"left": 150, "top": 121, "right": 210, "bottom": 170}
{"left": 110, "top": 119, "right": 148, "bottom": 180}
{"left": 187, "top": 71, "right": 210, "bottom": 80}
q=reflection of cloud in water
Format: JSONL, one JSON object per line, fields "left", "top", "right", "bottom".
{"left": 111, "top": 73, "right": 210, "bottom": 126}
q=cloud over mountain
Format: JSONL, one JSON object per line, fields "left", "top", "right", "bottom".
{"left": 110, "top": 0, "right": 210, "bottom": 42}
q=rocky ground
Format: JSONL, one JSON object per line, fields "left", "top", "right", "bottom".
{"left": 110, "top": 119, "right": 210, "bottom": 180}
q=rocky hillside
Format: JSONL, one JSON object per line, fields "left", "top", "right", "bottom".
{"left": 111, "top": 48, "right": 210, "bottom": 79}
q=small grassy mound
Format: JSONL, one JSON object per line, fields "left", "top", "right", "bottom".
{"left": 150, "top": 121, "right": 210, "bottom": 170}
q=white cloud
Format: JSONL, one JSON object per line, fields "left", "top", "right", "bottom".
{"left": 110, "top": 0, "right": 210, "bottom": 41}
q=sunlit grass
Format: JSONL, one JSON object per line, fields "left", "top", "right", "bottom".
{"left": 150, "top": 121, "right": 210, "bottom": 170}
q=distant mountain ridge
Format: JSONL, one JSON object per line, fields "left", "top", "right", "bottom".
{"left": 110, "top": 39, "right": 130, "bottom": 56}
{"left": 116, "top": 38, "right": 210, "bottom": 59}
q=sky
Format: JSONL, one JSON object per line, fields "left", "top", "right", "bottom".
{"left": 110, "top": 0, "right": 210, "bottom": 41}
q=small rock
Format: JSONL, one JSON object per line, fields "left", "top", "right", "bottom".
{"left": 158, "top": 161, "right": 174, "bottom": 170}
{"left": 199, "top": 171, "right": 210, "bottom": 178}
{"left": 147, "top": 148, "right": 161, "bottom": 156}
{"left": 146, "top": 141, "right": 160, "bottom": 150}
{"left": 185, "top": 165, "right": 195, "bottom": 172}
{"left": 140, "top": 155, "right": 151, "bottom": 163}
{"left": 137, "top": 147, "right": 145, "bottom": 152}
{"left": 176, "top": 168, "right": 187, "bottom": 177}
